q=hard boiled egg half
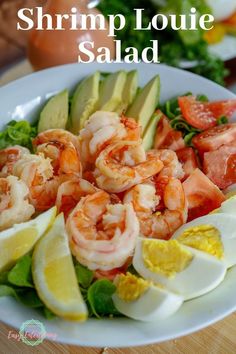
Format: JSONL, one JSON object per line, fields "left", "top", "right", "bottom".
{"left": 172, "top": 210, "right": 236, "bottom": 269}
{"left": 112, "top": 272, "right": 183, "bottom": 322}
{"left": 219, "top": 195, "right": 236, "bottom": 214}
{"left": 133, "top": 238, "right": 226, "bottom": 301}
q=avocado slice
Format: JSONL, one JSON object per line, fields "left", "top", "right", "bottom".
{"left": 116, "top": 70, "right": 138, "bottom": 114}
{"left": 142, "top": 111, "right": 162, "bottom": 151}
{"left": 99, "top": 71, "right": 127, "bottom": 112}
{"left": 70, "top": 72, "right": 100, "bottom": 133}
{"left": 38, "top": 90, "right": 69, "bottom": 133}
{"left": 126, "top": 75, "right": 160, "bottom": 133}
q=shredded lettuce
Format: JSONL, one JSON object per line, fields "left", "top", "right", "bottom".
{"left": 161, "top": 92, "right": 206, "bottom": 145}
{"left": 0, "top": 120, "right": 37, "bottom": 151}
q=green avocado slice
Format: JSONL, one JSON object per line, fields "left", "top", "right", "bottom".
{"left": 98, "top": 71, "right": 127, "bottom": 112}
{"left": 70, "top": 72, "right": 100, "bottom": 133}
{"left": 116, "top": 70, "right": 138, "bottom": 114}
{"left": 126, "top": 75, "right": 160, "bottom": 133}
{"left": 142, "top": 111, "right": 162, "bottom": 151}
{"left": 38, "top": 90, "right": 69, "bottom": 133}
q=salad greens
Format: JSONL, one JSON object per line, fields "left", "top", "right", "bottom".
{"left": 0, "top": 120, "right": 37, "bottom": 151}
{"left": 217, "top": 116, "right": 229, "bottom": 125}
{"left": 161, "top": 92, "right": 202, "bottom": 144}
{"left": 98, "top": 0, "right": 228, "bottom": 85}
{"left": 73, "top": 260, "right": 121, "bottom": 318}
{"left": 0, "top": 254, "right": 53, "bottom": 318}
{"left": 0, "top": 254, "right": 120, "bottom": 320}
{"left": 7, "top": 254, "right": 34, "bottom": 288}
{"left": 87, "top": 280, "right": 120, "bottom": 318}
{"left": 74, "top": 262, "right": 94, "bottom": 289}
{"left": 161, "top": 92, "right": 230, "bottom": 145}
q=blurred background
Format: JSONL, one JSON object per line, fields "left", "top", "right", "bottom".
{"left": 0, "top": 0, "right": 235, "bottom": 91}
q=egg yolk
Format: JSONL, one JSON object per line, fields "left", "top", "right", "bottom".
{"left": 177, "top": 224, "right": 224, "bottom": 260}
{"left": 142, "top": 240, "right": 193, "bottom": 278}
{"left": 115, "top": 272, "right": 151, "bottom": 302}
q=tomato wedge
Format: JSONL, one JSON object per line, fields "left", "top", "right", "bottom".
{"left": 176, "top": 147, "right": 199, "bottom": 180}
{"left": 178, "top": 96, "right": 236, "bottom": 130}
{"left": 223, "top": 11, "right": 236, "bottom": 26}
{"left": 207, "top": 100, "right": 236, "bottom": 119}
{"left": 154, "top": 110, "right": 185, "bottom": 151}
{"left": 192, "top": 123, "right": 236, "bottom": 154}
{"left": 183, "top": 168, "right": 225, "bottom": 221}
{"left": 203, "top": 144, "right": 236, "bottom": 190}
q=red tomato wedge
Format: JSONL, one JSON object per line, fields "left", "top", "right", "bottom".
{"left": 176, "top": 147, "right": 199, "bottom": 180}
{"left": 223, "top": 11, "right": 236, "bottom": 26}
{"left": 203, "top": 144, "right": 236, "bottom": 189}
{"left": 178, "top": 96, "right": 236, "bottom": 130}
{"left": 183, "top": 168, "right": 225, "bottom": 221}
{"left": 192, "top": 123, "right": 236, "bottom": 154}
{"left": 154, "top": 110, "right": 185, "bottom": 151}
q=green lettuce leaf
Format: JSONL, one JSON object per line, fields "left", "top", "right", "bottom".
{"left": 8, "top": 254, "right": 34, "bottom": 288}
{"left": 87, "top": 279, "right": 120, "bottom": 317}
{"left": 75, "top": 263, "right": 94, "bottom": 289}
{"left": 0, "top": 120, "right": 37, "bottom": 151}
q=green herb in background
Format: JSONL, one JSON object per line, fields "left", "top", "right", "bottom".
{"left": 98, "top": 0, "right": 155, "bottom": 57}
{"left": 0, "top": 120, "right": 37, "bottom": 151}
{"left": 98, "top": 0, "right": 228, "bottom": 86}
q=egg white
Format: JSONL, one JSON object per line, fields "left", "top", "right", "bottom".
{"left": 220, "top": 195, "right": 236, "bottom": 214}
{"left": 172, "top": 213, "right": 236, "bottom": 268}
{"left": 112, "top": 284, "right": 183, "bottom": 322}
{"left": 133, "top": 238, "right": 227, "bottom": 301}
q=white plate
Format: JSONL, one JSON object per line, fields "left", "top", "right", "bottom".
{"left": 0, "top": 63, "right": 236, "bottom": 348}
{"left": 180, "top": 35, "right": 236, "bottom": 69}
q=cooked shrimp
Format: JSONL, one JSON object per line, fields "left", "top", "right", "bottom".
{"left": 66, "top": 190, "right": 140, "bottom": 271}
{"left": 0, "top": 176, "right": 35, "bottom": 231}
{"left": 79, "top": 111, "right": 141, "bottom": 168}
{"left": 147, "top": 149, "right": 184, "bottom": 180}
{"left": 95, "top": 140, "right": 164, "bottom": 193}
{"left": 12, "top": 153, "right": 58, "bottom": 211}
{"left": 56, "top": 178, "right": 98, "bottom": 218}
{"left": 94, "top": 262, "right": 130, "bottom": 281}
{"left": 120, "top": 114, "right": 142, "bottom": 141}
{"left": 0, "top": 146, "right": 30, "bottom": 177}
{"left": 123, "top": 177, "right": 188, "bottom": 239}
{"left": 33, "top": 129, "right": 82, "bottom": 177}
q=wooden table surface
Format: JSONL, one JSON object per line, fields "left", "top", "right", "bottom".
{"left": 0, "top": 57, "right": 236, "bottom": 354}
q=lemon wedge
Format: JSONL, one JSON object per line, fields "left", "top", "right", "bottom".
{"left": 0, "top": 207, "right": 56, "bottom": 272}
{"left": 32, "top": 213, "right": 88, "bottom": 321}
